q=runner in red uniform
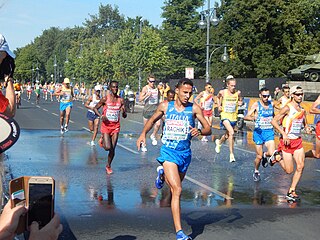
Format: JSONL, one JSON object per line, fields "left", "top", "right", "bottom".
{"left": 93, "top": 81, "right": 127, "bottom": 174}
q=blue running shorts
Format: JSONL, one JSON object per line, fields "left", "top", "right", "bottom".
{"left": 157, "top": 146, "right": 192, "bottom": 173}
{"left": 60, "top": 102, "right": 73, "bottom": 111}
{"left": 220, "top": 119, "right": 237, "bottom": 130}
{"left": 253, "top": 129, "right": 274, "bottom": 145}
{"left": 86, "top": 111, "right": 99, "bottom": 121}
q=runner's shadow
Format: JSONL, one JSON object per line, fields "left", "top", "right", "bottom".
{"left": 108, "top": 236, "right": 136, "bottom": 240}
{"left": 183, "top": 209, "right": 243, "bottom": 239}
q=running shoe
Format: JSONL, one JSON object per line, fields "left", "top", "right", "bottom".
{"left": 201, "top": 136, "right": 208, "bottom": 142}
{"left": 215, "top": 139, "right": 221, "bottom": 153}
{"left": 261, "top": 152, "right": 268, "bottom": 168}
{"left": 60, "top": 126, "right": 64, "bottom": 135}
{"left": 286, "top": 190, "right": 300, "bottom": 202}
{"left": 106, "top": 166, "right": 113, "bottom": 174}
{"left": 229, "top": 153, "right": 236, "bottom": 163}
{"left": 90, "top": 141, "right": 95, "bottom": 146}
{"left": 140, "top": 142, "right": 147, "bottom": 152}
{"left": 176, "top": 230, "right": 192, "bottom": 240}
{"left": 253, "top": 171, "right": 261, "bottom": 182}
{"left": 150, "top": 134, "right": 157, "bottom": 146}
{"left": 269, "top": 150, "right": 280, "bottom": 166}
{"left": 155, "top": 166, "right": 165, "bottom": 189}
{"left": 64, "top": 125, "right": 69, "bottom": 133}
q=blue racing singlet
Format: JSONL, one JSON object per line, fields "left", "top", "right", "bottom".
{"left": 315, "top": 105, "right": 320, "bottom": 124}
{"left": 161, "top": 101, "right": 195, "bottom": 150}
{"left": 255, "top": 101, "right": 274, "bottom": 130}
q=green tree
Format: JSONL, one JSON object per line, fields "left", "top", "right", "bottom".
{"left": 161, "top": 0, "right": 204, "bottom": 79}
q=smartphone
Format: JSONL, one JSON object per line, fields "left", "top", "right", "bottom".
{"left": 9, "top": 177, "right": 26, "bottom": 207}
{"left": 27, "top": 176, "right": 55, "bottom": 229}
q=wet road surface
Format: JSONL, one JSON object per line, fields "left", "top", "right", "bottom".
{"left": 2, "top": 95, "right": 320, "bottom": 239}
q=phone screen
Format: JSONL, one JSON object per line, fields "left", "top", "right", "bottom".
{"left": 28, "top": 183, "right": 53, "bottom": 228}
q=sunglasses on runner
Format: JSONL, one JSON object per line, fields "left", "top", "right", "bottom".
{"left": 262, "top": 94, "right": 270, "bottom": 98}
{"left": 293, "top": 93, "right": 303, "bottom": 97}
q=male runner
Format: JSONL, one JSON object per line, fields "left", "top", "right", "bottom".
{"left": 13, "top": 80, "right": 22, "bottom": 108}
{"left": 244, "top": 87, "right": 277, "bottom": 181}
{"left": 215, "top": 75, "right": 242, "bottom": 162}
{"left": 93, "top": 81, "right": 127, "bottom": 174}
{"left": 275, "top": 85, "right": 290, "bottom": 110}
{"left": 53, "top": 78, "right": 74, "bottom": 134}
{"left": 305, "top": 94, "right": 320, "bottom": 159}
{"left": 271, "top": 85, "right": 310, "bottom": 202}
{"left": 139, "top": 74, "right": 161, "bottom": 151}
{"left": 137, "top": 78, "right": 211, "bottom": 240}
{"left": 85, "top": 86, "right": 101, "bottom": 146}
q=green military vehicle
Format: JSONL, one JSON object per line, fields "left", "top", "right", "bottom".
{"left": 287, "top": 53, "right": 320, "bottom": 82}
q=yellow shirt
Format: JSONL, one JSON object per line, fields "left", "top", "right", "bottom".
{"left": 221, "top": 89, "right": 238, "bottom": 122}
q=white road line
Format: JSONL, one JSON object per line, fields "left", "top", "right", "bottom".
{"left": 52, "top": 113, "right": 59, "bottom": 116}
{"left": 82, "top": 127, "right": 139, "bottom": 154}
{"left": 82, "top": 127, "right": 91, "bottom": 132}
{"left": 69, "top": 120, "right": 74, "bottom": 123}
{"left": 77, "top": 106, "right": 85, "bottom": 110}
{"left": 233, "top": 146, "right": 256, "bottom": 154}
{"left": 127, "top": 119, "right": 143, "bottom": 125}
{"left": 185, "top": 175, "right": 233, "bottom": 200}
{"left": 316, "top": 169, "right": 320, "bottom": 173}
{"left": 42, "top": 108, "right": 48, "bottom": 112}
{"left": 117, "top": 143, "right": 139, "bottom": 154}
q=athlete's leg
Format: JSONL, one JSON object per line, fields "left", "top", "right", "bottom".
{"left": 289, "top": 148, "right": 305, "bottom": 191}
{"left": 88, "top": 120, "right": 94, "bottom": 132}
{"left": 152, "top": 119, "right": 161, "bottom": 137}
{"left": 64, "top": 106, "right": 72, "bottom": 126}
{"left": 254, "top": 144, "right": 263, "bottom": 171}
{"left": 280, "top": 151, "right": 294, "bottom": 174}
{"left": 222, "top": 120, "right": 235, "bottom": 155}
{"left": 162, "top": 161, "right": 186, "bottom": 233}
{"left": 60, "top": 110, "right": 65, "bottom": 127}
{"left": 92, "top": 118, "right": 100, "bottom": 142}
{"left": 305, "top": 137, "right": 320, "bottom": 158}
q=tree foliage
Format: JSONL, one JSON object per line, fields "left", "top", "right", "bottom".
{"left": 14, "top": 1, "right": 320, "bottom": 88}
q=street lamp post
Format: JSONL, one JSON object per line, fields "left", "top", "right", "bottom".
{"left": 54, "top": 55, "right": 57, "bottom": 83}
{"left": 198, "top": 0, "right": 220, "bottom": 83}
{"left": 138, "top": 18, "right": 143, "bottom": 93}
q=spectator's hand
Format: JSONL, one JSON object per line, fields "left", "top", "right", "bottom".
{"left": 0, "top": 200, "right": 27, "bottom": 239}
{"left": 29, "top": 214, "right": 63, "bottom": 240}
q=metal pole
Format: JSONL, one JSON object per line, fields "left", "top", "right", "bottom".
{"left": 205, "top": 0, "right": 210, "bottom": 83}
{"left": 138, "top": 19, "right": 142, "bottom": 93}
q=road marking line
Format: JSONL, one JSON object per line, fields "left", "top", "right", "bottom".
{"left": 82, "top": 127, "right": 139, "bottom": 154}
{"left": 118, "top": 143, "right": 139, "bottom": 154}
{"left": 185, "top": 175, "right": 233, "bottom": 200}
{"left": 77, "top": 106, "right": 85, "bottom": 110}
{"left": 52, "top": 113, "right": 59, "bottom": 116}
{"left": 233, "top": 146, "right": 255, "bottom": 154}
{"left": 82, "top": 127, "right": 91, "bottom": 132}
{"left": 316, "top": 169, "right": 320, "bottom": 173}
{"left": 69, "top": 120, "right": 74, "bottom": 123}
{"left": 127, "top": 119, "right": 143, "bottom": 125}
{"left": 42, "top": 108, "right": 48, "bottom": 112}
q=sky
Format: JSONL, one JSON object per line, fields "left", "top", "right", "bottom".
{"left": 0, "top": 0, "right": 165, "bottom": 51}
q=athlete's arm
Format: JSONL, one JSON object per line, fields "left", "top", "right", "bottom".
{"left": 244, "top": 101, "right": 258, "bottom": 121}
{"left": 271, "top": 105, "right": 290, "bottom": 143}
{"left": 216, "top": 90, "right": 224, "bottom": 112}
{"left": 193, "top": 104, "right": 211, "bottom": 136}
{"left": 136, "top": 101, "right": 167, "bottom": 150}
{"left": 84, "top": 96, "right": 93, "bottom": 110}
{"left": 310, "top": 95, "right": 320, "bottom": 114}
{"left": 120, "top": 98, "right": 127, "bottom": 118}
{"left": 193, "top": 91, "right": 204, "bottom": 107}
{"left": 138, "top": 86, "right": 149, "bottom": 102}
{"left": 93, "top": 98, "right": 106, "bottom": 118}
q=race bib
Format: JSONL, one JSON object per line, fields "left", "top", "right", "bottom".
{"left": 291, "top": 119, "right": 303, "bottom": 134}
{"left": 164, "top": 119, "right": 188, "bottom": 140}
{"left": 259, "top": 116, "right": 273, "bottom": 129}
{"left": 106, "top": 109, "right": 120, "bottom": 122}
{"left": 224, "top": 102, "right": 236, "bottom": 113}
{"left": 148, "top": 90, "right": 158, "bottom": 105}
{"left": 204, "top": 99, "right": 213, "bottom": 110}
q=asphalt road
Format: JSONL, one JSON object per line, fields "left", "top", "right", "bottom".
{"left": 2, "top": 94, "right": 320, "bottom": 240}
